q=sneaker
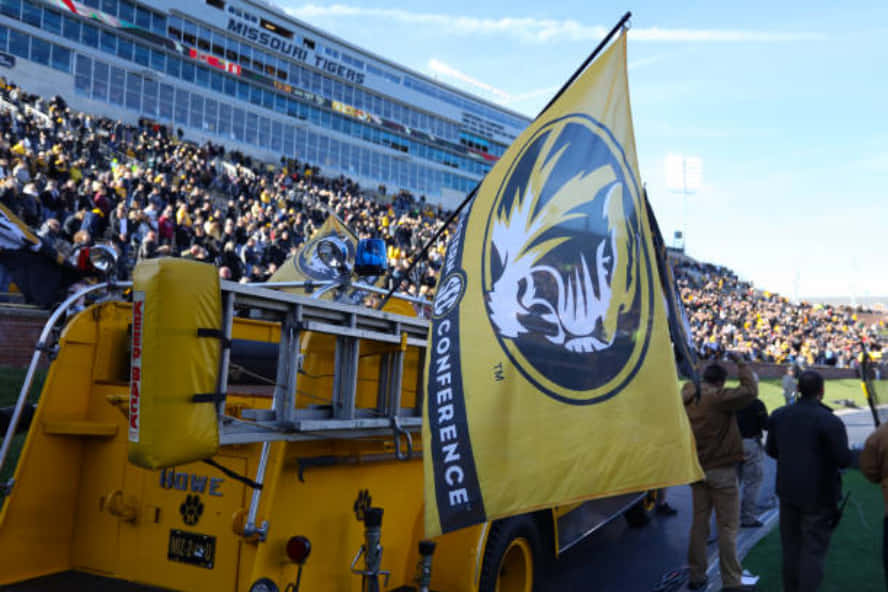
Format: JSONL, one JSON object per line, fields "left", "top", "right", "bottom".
{"left": 656, "top": 502, "right": 678, "bottom": 516}
{"left": 741, "top": 519, "right": 764, "bottom": 528}
{"left": 688, "top": 577, "right": 708, "bottom": 590}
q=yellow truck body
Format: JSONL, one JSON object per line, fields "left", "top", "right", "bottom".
{"left": 0, "top": 265, "right": 650, "bottom": 592}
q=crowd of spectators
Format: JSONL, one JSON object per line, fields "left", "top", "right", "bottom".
{"left": 675, "top": 257, "right": 885, "bottom": 367}
{"left": 0, "top": 78, "right": 449, "bottom": 303}
{"left": 0, "top": 77, "right": 883, "bottom": 369}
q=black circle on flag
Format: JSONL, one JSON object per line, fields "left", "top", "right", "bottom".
{"left": 481, "top": 114, "right": 654, "bottom": 405}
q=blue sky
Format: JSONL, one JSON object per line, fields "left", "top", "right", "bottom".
{"left": 281, "top": 1, "right": 888, "bottom": 299}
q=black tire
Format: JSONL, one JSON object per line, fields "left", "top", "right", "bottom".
{"left": 478, "top": 514, "right": 544, "bottom": 592}
{"left": 624, "top": 493, "right": 655, "bottom": 528}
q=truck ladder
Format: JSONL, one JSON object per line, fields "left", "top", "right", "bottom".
{"left": 215, "top": 281, "right": 429, "bottom": 451}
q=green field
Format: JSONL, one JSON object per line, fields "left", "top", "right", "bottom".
{"left": 742, "top": 377, "right": 881, "bottom": 414}
{"left": 744, "top": 470, "right": 884, "bottom": 591}
{"left": 0, "top": 366, "right": 46, "bottom": 485}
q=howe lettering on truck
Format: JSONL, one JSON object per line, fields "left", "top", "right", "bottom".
{"left": 160, "top": 468, "right": 224, "bottom": 497}
{"left": 129, "top": 291, "right": 144, "bottom": 443}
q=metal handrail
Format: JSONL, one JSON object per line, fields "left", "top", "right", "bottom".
{"left": 253, "top": 280, "right": 432, "bottom": 308}
{"left": 0, "top": 281, "right": 132, "bottom": 484}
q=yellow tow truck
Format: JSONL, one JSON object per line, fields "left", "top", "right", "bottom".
{"left": 0, "top": 242, "right": 654, "bottom": 592}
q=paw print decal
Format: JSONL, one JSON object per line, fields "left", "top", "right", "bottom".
{"left": 180, "top": 494, "right": 204, "bottom": 526}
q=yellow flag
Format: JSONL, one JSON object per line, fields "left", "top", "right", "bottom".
{"left": 422, "top": 32, "right": 703, "bottom": 536}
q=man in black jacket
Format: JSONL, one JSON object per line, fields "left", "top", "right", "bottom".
{"left": 737, "top": 397, "right": 769, "bottom": 527}
{"left": 765, "top": 370, "right": 853, "bottom": 591}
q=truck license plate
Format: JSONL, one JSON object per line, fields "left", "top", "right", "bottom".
{"left": 168, "top": 529, "right": 215, "bottom": 569}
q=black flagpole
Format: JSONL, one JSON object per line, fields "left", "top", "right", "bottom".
{"left": 377, "top": 11, "right": 632, "bottom": 310}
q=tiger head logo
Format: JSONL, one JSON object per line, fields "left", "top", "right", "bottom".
{"left": 482, "top": 114, "right": 654, "bottom": 404}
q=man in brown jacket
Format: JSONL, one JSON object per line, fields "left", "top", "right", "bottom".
{"left": 860, "top": 420, "right": 888, "bottom": 589}
{"left": 683, "top": 353, "right": 759, "bottom": 591}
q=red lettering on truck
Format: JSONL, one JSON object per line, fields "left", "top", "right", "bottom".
{"left": 129, "top": 292, "right": 144, "bottom": 442}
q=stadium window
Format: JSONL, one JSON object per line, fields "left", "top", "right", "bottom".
{"left": 302, "top": 37, "right": 314, "bottom": 50}
{"left": 245, "top": 112, "right": 258, "bottom": 145}
{"left": 165, "top": 55, "right": 180, "bottom": 78}
{"left": 92, "top": 60, "right": 109, "bottom": 101}
{"left": 0, "top": 26, "right": 8, "bottom": 51}
{"left": 204, "top": 99, "right": 219, "bottom": 133}
{"left": 274, "top": 93, "right": 286, "bottom": 114}
{"left": 8, "top": 28, "right": 28, "bottom": 59}
{"left": 118, "top": 0, "right": 133, "bottom": 23}
{"left": 265, "top": 63, "right": 275, "bottom": 77}
{"left": 189, "top": 94, "right": 203, "bottom": 129}
{"left": 223, "top": 75, "right": 236, "bottom": 97}
{"left": 211, "top": 42, "right": 223, "bottom": 57}
{"left": 100, "top": 30, "right": 116, "bottom": 55}
{"left": 231, "top": 107, "right": 244, "bottom": 142}
{"left": 180, "top": 60, "right": 194, "bottom": 83}
{"left": 262, "top": 88, "right": 273, "bottom": 109}
{"left": 81, "top": 23, "right": 99, "bottom": 48}
{"left": 195, "top": 65, "right": 209, "bottom": 88}
{"left": 174, "top": 88, "right": 188, "bottom": 124}
{"left": 258, "top": 117, "right": 270, "bottom": 148}
{"left": 133, "top": 43, "right": 148, "bottom": 66}
{"left": 210, "top": 71, "right": 223, "bottom": 92}
{"left": 21, "top": 0, "right": 40, "bottom": 27}
{"left": 135, "top": 6, "right": 150, "bottom": 29}
{"left": 153, "top": 11, "right": 166, "bottom": 34}
{"left": 249, "top": 84, "right": 262, "bottom": 106}
{"left": 108, "top": 66, "right": 124, "bottom": 105}
{"left": 30, "top": 36, "right": 49, "bottom": 66}
{"left": 197, "top": 35, "right": 210, "bottom": 52}
{"left": 62, "top": 16, "right": 80, "bottom": 42}
{"left": 158, "top": 83, "right": 173, "bottom": 120}
{"left": 126, "top": 72, "right": 142, "bottom": 111}
{"left": 206, "top": 0, "right": 225, "bottom": 9}
{"left": 218, "top": 103, "right": 231, "bottom": 137}
{"left": 116, "top": 36, "right": 132, "bottom": 60}
{"left": 43, "top": 9, "right": 61, "bottom": 35}
{"left": 282, "top": 125, "right": 294, "bottom": 156}
{"left": 84, "top": 0, "right": 98, "bottom": 7}
{"left": 260, "top": 18, "right": 292, "bottom": 40}
{"left": 143, "top": 78, "right": 158, "bottom": 116}
{"left": 182, "top": 20, "right": 197, "bottom": 46}
{"left": 236, "top": 80, "right": 249, "bottom": 102}
{"left": 1, "top": 0, "right": 20, "bottom": 19}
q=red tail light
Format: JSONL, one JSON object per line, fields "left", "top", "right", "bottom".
{"left": 286, "top": 536, "right": 311, "bottom": 564}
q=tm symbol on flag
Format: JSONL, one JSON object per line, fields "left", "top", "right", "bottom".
{"left": 493, "top": 362, "right": 505, "bottom": 382}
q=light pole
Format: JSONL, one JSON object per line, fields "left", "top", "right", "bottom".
{"left": 665, "top": 154, "right": 702, "bottom": 252}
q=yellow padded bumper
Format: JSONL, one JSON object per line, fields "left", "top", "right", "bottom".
{"left": 128, "top": 258, "right": 221, "bottom": 469}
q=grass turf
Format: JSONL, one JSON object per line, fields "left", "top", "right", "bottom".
{"left": 0, "top": 365, "right": 46, "bottom": 486}
{"left": 729, "top": 378, "right": 884, "bottom": 414}
{"left": 743, "top": 470, "right": 884, "bottom": 591}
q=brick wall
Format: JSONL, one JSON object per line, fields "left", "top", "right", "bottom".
{"left": 0, "top": 306, "right": 49, "bottom": 369}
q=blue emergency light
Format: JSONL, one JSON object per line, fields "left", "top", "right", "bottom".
{"left": 354, "top": 238, "right": 387, "bottom": 277}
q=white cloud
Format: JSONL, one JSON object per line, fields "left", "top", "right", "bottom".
{"left": 426, "top": 59, "right": 512, "bottom": 101}
{"left": 285, "top": 4, "right": 825, "bottom": 44}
